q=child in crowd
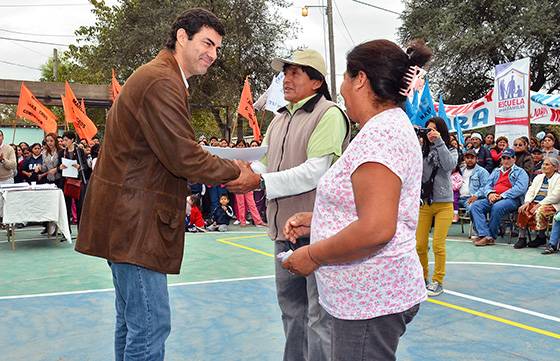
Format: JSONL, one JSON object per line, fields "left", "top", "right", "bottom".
{"left": 451, "top": 164, "right": 463, "bottom": 222}
{"left": 207, "top": 194, "right": 234, "bottom": 232}
{"left": 185, "top": 194, "right": 205, "bottom": 232}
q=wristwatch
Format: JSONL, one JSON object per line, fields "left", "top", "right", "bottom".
{"left": 259, "top": 175, "right": 266, "bottom": 189}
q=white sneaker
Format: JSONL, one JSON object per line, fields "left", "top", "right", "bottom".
{"left": 233, "top": 220, "right": 240, "bottom": 225}
{"left": 426, "top": 281, "right": 444, "bottom": 297}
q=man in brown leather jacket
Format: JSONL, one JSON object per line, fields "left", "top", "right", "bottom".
{"left": 76, "top": 8, "right": 248, "bottom": 360}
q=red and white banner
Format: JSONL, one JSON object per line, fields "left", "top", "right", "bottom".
{"left": 434, "top": 90, "right": 495, "bottom": 132}
{"left": 493, "top": 58, "right": 530, "bottom": 140}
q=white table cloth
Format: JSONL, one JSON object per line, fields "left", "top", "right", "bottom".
{"left": 0, "top": 187, "right": 72, "bottom": 243}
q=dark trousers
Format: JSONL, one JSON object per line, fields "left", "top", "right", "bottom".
{"left": 332, "top": 304, "right": 420, "bottom": 361}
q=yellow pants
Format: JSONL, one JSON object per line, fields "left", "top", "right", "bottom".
{"left": 416, "top": 202, "right": 454, "bottom": 284}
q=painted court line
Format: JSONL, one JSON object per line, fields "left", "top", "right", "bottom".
{"left": 0, "top": 275, "right": 275, "bottom": 301}
{"left": 218, "top": 236, "right": 560, "bottom": 338}
{"left": 427, "top": 298, "right": 560, "bottom": 340}
{"left": 444, "top": 289, "right": 560, "bottom": 323}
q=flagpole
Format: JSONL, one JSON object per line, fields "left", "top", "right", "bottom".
{"left": 12, "top": 117, "right": 17, "bottom": 144}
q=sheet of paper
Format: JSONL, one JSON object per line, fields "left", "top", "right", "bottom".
{"left": 61, "top": 158, "right": 79, "bottom": 178}
{"left": 202, "top": 145, "right": 267, "bottom": 162}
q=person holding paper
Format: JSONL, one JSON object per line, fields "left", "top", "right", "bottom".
{"left": 58, "top": 131, "right": 89, "bottom": 233}
{"left": 75, "top": 9, "right": 251, "bottom": 360}
{"left": 226, "top": 49, "right": 351, "bottom": 361}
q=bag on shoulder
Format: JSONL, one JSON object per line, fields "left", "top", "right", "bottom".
{"left": 63, "top": 178, "right": 82, "bottom": 199}
{"left": 420, "top": 166, "right": 439, "bottom": 205}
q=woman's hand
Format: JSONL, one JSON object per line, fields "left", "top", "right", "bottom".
{"left": 283, "top": 212, "right": 313, "bottom": 244}
{"left": 427, "top": 129, "right": 440, "bottom": 143}
{"left": 59, "top": 164, "right": 67, "bottom": 170}
{"left": 48, "top": 168, "right": 57, "bottom": 175}
{"left": 281, "top": 245, "right": 319, "bottom": 276}
{"left": 72, "top": 164, "right": 80, "bottom": 170}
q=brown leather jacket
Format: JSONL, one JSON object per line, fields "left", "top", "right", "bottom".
{"left": 76, "top": 49, "right": 240, "bottom": 274}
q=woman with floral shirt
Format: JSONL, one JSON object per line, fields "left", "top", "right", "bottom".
{"left": 282, "top": 39, "right": 432, "bottom": 360}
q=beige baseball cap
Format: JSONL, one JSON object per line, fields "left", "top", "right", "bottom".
{"left": 271, "top": 49, "right": 327, "bottom": 78}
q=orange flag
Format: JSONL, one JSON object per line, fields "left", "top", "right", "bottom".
{"left": 111, "top": 68, "right": 122, "bottom": 101}
{"left": 16, "top": 82, "right": 58, "bottom": 134}
{"left": 237, "top": 77, "right": 261, "bottom": 141}
{"left": 80, "top": 98, "right": 86, "bottom": 113}
{"left": 63, "top": 81, "right": 98, "bottom": 142}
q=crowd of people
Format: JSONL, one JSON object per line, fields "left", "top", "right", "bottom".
{"left": 0, "top": 130, "right": 98, "bottom": 236}
{"left": 417, "top": 123, "right": 560, "bottom": 279}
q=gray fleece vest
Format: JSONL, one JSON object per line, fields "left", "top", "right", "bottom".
{"left": 265, "top": 94, "right": 351, "bottom": 240}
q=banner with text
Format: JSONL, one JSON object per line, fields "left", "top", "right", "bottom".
{"left": 493, "top": 58, "right": 530, "bottom": 140}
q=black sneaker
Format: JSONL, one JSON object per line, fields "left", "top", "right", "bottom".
{"left": 541, "top": 244, "right": 558, "bottom": 255}
{"left": 513, "top": 237, "right": 527, "bottom": 249}
{"left": 527, "top": 236, "right": 547, "bottom": 248}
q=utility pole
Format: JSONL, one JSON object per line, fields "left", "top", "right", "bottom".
{"left": 302, "top": 2, "right": 337, "bottom": 101}
{"left": 53, "top": 48, "right": 59, "bottom": 81}
{"left": 326, "top": 0, "right": 336, "bottom": 101}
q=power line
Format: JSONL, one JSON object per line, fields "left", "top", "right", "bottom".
{"left": 351, "top": 0, "right": 401, "bottom": 15}
{"left": 0, "top": 59, "right": 41, "bottom": 71}
{"left": 333, "top": 0, "right": 354, "bottom": 45}
{"left": 0, "top": 27, "right": 75, "bottom": 38}
{"left": 9, "top": 40, "right": 51, "bottom": 57}
{"left": 0, "top": 35, "right": 70, "bottom": 47}
{"left": 0, "top": 3, "right": 90, "bottom": 8}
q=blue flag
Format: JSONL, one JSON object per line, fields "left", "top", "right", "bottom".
{"left": 405, "top": 90, "right": 419, "bottom": 119}
{"left": 453, "top": 116, "right": 465, "bottom": 146}
{"left": 437, "top": 95, "right": 451, "bottom": 129}
{"left": 410, "top": 78, "right": 436, "bottom": 127}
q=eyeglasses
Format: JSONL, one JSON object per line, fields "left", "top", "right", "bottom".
{"left": 513, "top": 143, "right": 524, "bottom": 146}
{"left": 502, "top": 156, "right": 512, "bottom": 160}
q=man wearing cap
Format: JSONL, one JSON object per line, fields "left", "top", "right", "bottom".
{"left": 226, "top": 49, "right": 351, "bottom": 361}
{"left": 458, "top": 149, "right": 490, "bottom": 213}
{"left": 469, "top": 148, "right": 529, "bottom": 246}
{"left": 470, "top": 132, "right": 494, "bottom": 173}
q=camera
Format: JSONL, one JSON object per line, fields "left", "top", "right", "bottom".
{"left": 414, "top": 126, "right": 431, "bottom": 137}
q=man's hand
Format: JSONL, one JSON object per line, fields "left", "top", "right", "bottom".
{"left": 467, "top": 195, "right": 478, "bottom": 205}
{"left": 488, "top": 193, "right": 501, "bottom": 204}
{"left": 225, "top": 160, "right": 261, "bottom": 194}
{"left": 282, "top": 245, "right": 319, "bottom": 277}
{"left": 283, "top": 212, "right": 313, "bottom": 244}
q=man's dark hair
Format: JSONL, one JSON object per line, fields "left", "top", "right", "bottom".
{"left": 62, "top": 131, "right": 77, "bottom": 141}
{"left": 165, "top": 8, "right": 225, "bottom": 50}
{"left": 283, "top": 63, "right": 331, "bottom": 101}
{"left": 209, "top": 136, "right": 218, "bottom": 141}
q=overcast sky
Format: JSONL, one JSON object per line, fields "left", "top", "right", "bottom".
{"left": 0, "top": 0, "right": 404, "bottom": 93}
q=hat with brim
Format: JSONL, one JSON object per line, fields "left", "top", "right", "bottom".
{"left": 501, "top": 148, "right": 516, "bottom": 158}
{"left": 271, "top": 49, "right": 327, "bottom": 78}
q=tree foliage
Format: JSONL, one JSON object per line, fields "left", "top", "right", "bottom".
{"left": 399, "top": 0, "right": 560, "bottom": 103}
{"left": 49, "top": 0, "right": 296, "bottom": 137}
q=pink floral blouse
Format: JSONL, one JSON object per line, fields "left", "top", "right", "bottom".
{"left": 311, "top": 107, "right": 427, "bottom": 320}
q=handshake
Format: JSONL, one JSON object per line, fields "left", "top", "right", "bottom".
{"left": 224, "top": 160, "right": 262, "bottom": 194}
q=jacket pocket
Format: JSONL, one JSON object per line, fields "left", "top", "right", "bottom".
{"left": 150, "top": 207, "right": 183, "bottom": 259}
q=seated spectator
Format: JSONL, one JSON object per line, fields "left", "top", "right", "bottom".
{"left": 542, "top": 212, "right": 560, "bottom": 254}
{"left": 531, "top": 147, "right": 544, "bottom": 181}
{"left": 490, "top": 136, "right": 508, "bottom": 170}
{"left": 207, "top": 194, "right": 234, "bottom": 232}
{"left": 541, "top": 134, "right": 559, "bottom": 159}
{"left": 470, "top": 148, "right": 529, "bottom": 246}
{"left": 483, "top": 133, "right": 495, "bottom": 149}
{"left": 185, "top": 194, "right": 205, "bottom": 232}
{"left": 529, "top": 136, "right": 539, "bottom": 153}
{"left": 21, "top": 143, "right": 46, "bottom": 183}
{"left": 469, "top": 132, "right": 493, "bottom": 173}
{"left": 249, "top": 139, "right": 261, "bottom": 147}
{"left": 219, "top": 138, "right": 229, "bottom": 148}
{"left": 515, "top": 157, "right": 560, "bottom": 249}
{"left": 458, "top": 149, "right": 490, "bottom": 213}
{"left": 513, "top": 137, "right": 533, "bottom": 176}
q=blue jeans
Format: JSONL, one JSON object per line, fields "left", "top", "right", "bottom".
{"left": 457, "top": 196, "right": 473, "bottom": 213}
{"left": 470, "top": 198, "right": 519, "bottom": 239}
{"left": 549, "top": 220, "right": 560, "bottom": 247}
{"left": 109, "top": 262, "right": 171, "bottom": 361}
